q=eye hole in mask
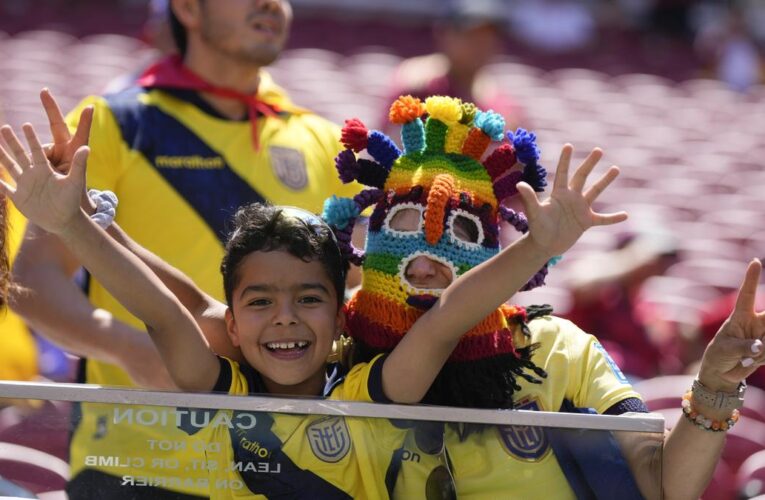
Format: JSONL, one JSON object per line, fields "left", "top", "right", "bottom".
{"left": 448, "top": 210, "right": 483, "bottom": 246}
{"left": 386, "top": 204, "right": 424, "bottom": 234}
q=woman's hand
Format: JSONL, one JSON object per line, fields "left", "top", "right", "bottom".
{"left": 697, "top": 259, "right": 765, "bottom": 392}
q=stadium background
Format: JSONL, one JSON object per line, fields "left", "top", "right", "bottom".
{"left": 1, "top": 1, "right": 765, "bottom": 498}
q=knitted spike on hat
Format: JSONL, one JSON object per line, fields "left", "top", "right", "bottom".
{"left": 323, "top": 95, "right": 557, "bottom": 409}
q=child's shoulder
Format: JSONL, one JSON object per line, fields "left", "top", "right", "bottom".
{"left": 328, "top": 354, "right": 389, "bottom": 403}
{"left": 526, "top": 315, "right": 599, "bottom": 355}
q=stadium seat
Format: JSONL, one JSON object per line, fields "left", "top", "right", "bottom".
{"left": 702, "top": 459, "right": 737, "bottom": 500}
{"left": 0, "top": 442, "right": 69, "bottom": 495}
{"left": 737, "top": 450, "right": 765, "bottom": 499}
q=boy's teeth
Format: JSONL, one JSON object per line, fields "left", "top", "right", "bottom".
{"left": 267, "top": 341, "right": 309, "bottom": 350}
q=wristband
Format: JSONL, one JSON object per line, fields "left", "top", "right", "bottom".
{"left": 682, "top": 390, "right": 739, "bottom": 431}
{"left": 691, "top": 379, "right": 746, "bottom": 411}
{"left": 88, "top": 189, "right": 118, "bottom": 229}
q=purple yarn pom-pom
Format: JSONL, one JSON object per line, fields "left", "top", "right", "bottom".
{"left": 500, "top": 206, "right": 529, "bottom": 233}
{"left": 507, "top": 129, "right": 540, "bottom": 165}
{"left": 335, "top": 149, "right": 360, "bottom": 184}
{"left": 523, "top": 162, "right": 548, "bottom": 192}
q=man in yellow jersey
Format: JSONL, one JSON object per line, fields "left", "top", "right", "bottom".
{"left": 11, "top": 1, "right": 358, "bottom": 498}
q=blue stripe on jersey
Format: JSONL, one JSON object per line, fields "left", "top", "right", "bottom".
{"left": 229, "top": 412, "right": 352, "bottom": 499}
{"left": 106, "top": 88, "right": 266, "bottom": 244}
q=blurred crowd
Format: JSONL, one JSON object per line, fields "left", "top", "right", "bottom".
{"left": 2, "top": 0, "right": 765, "bottom": 86}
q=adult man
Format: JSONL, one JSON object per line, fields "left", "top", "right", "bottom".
{"left": 12, "top": 0, "right": 357, "bottom": 497}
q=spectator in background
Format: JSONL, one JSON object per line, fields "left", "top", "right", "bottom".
{"left": 695, "top": 6, "right": 763, "bottom": 92}
{"left": 508, "top": 0, "right": 597, "bottom": 54}
{"left": 10, "top": 0, "right": 358, "bottom": 498}
{"left": 565, "top": 230, "right": 680, "bottom": 379}
{"left": 102, "top": 0, "right": 177, "bottom": 94}
{"left": 141, "top": 0, "right": 176, "bottom": 55}
{"left": 383, "top": 0, "right": 527, "bottom": 132}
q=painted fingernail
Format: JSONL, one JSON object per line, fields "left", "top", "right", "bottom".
{"left": 742, "top": 358, "right": 755, "bottom": 367}
{"left": 752, "top": 340, "right": 763, "bottom": 354}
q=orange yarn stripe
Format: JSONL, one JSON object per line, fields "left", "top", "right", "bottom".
{"left": 462, "top": 128, "right": 491, "bottom": 160}
{"left": 348, "top": 290, "right": 510, "bottom": 337}
{"left": 424, "top": 174, "right": 454, "bottom": 245}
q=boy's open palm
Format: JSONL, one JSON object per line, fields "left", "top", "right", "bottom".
{"left": 0, "top": 123, "right": 88, "bottom": 235}
{"left": 517, "top": 144, "right": 627, "bottom": 258}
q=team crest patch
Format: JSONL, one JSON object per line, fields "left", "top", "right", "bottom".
{"left": 270, "top": 146, "right": 308, "bottom": 190}
{"left": 498, "top": 400, "right": 550, "bottom": 461}
{"left": 306, "top": 416, "right": 351, "bottom": 463}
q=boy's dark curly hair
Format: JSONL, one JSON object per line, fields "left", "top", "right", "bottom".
{"left": 220, "top": 203, "right": 347, "bottom": 310}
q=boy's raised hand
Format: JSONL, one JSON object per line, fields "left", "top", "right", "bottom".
{"left": 0, "top": 123, "right": 88, "bottom": 235}
{"left": 516, "top": 144, "right": 627, "bottom": 258}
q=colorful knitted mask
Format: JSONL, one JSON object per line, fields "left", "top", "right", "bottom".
{"left": 323, "top": 95, "right": 554, "bottom": 408}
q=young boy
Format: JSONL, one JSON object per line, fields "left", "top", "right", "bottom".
{"left": 0, "top": 97, "right": 624, "bottom": 497}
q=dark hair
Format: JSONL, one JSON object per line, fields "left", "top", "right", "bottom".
{"left": 0, "top": 197, "right": 10, "bottom": 307}
{"left": 169, "top": 3, "right": 188, "bottom": 57}
{"left": 348, "top": 305, "right": 552, "bottom": 436}
{"left": 220, "top": 203, "right": 347, "bottom": 310}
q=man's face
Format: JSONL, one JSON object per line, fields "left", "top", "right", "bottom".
{"left": 225, "top": 250, "right": 343, "bottom": 396}
{"left": 199, "top": 0, "right": 292, "bottom": 66}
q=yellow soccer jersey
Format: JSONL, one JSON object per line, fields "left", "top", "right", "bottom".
{"left": 0, "top": 191, "right": 37, "bottom": 382}
{"left": 393, "top": 315, "right": 643, "bottom": 500}
{"left": 192, "top": 354, "right": 401, "bottom": 499}
{"left": 64, "top": 75, "right": 359, "bottom": 495}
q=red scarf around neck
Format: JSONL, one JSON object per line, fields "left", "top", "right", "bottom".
{"left": 137, "top": 55, "right": 280, "bottom": 150}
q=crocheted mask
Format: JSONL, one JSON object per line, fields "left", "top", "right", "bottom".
{"left": 323, "top": 96, "right": 554, "bottom": 407}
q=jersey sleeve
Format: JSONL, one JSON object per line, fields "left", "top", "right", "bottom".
{"left": 329, "top": 354, "right": 390, "bottom": 403}
{"left": 566, "top": 322, "right": 643, "bottom": 413}
{"left": 66, "top": 95, "right": 127, "bottom": 192}
{"left": 212, "top": 356, "right": 251, "bottom": 396}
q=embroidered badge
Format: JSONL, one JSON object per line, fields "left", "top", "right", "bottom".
{"left": 498, "top": 400, "right": 550, "bottom": 461}
{"left": 270, "top": 146, "right": 308, "bottom": 190}
{"left": 306, "top": 416, "right": 351, "bottom": 463}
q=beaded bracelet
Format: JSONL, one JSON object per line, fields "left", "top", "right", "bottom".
{"left": 681, "top": 390, "right": 739, "bottom": 432}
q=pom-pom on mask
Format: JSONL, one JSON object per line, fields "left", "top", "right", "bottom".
{"left": 323, "top": 96, "right": 555, "bottom": 406}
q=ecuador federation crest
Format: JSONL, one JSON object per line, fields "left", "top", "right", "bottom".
{"left": 306, "top": 416, "right": 351, "bottom": 463}
{"left": 269, "top": 146, "right": 308, "bottom": 190}
{"left": 498, "top": 400, "right": 550, "bottom": 461}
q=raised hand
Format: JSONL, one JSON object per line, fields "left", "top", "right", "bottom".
{"left": 698, "top": 259, "right": 765, "bottom": 391}
{"left": 40, "top": 88, "right": 93, "bottom": 174}
{"left": 516, "top": 144, "right": 627, "bottom": 258}
{"left": 0, "top": 123, "right": 89, "bottom": 235}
